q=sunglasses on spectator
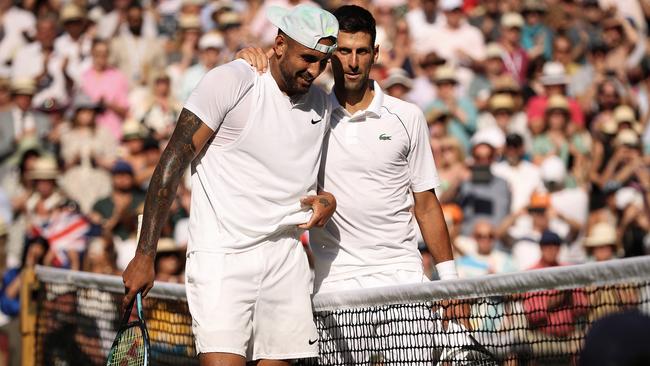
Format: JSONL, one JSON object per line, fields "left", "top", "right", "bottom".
{"left": 528, "top": 207, "right": 547, "bottom": 214}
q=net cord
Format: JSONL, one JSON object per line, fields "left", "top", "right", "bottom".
{"left": 35, "top": 256, "right": 650, "bottom": 311}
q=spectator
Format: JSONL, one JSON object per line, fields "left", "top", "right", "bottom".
{"left": 498, "top": 192, "right": 577, "bottom": 270}
{"left": 456, "top": 220, "right": 517, "bottom": 278}
{"left": 11, "top": 15, "right": 69, "bottom": 108}
{"left": 498, "top": 12, "right": 528, "bottom": 85}
{"left": 457, "top": 130, "right": 511, "bottom": 235}
{"left": 166, "top": 14, "right": 203, "bottom": 99}
{"left": 97, "top": 0, "right": 158, "bottom": 40}
{"left": 80, "top": 39, "right": 130, "bottom": 140}
{"left": 58, "top": 93, "right": 115, "bottom": 213}
{"left": 433, "top": 136, "right": 469, "bottom": 204}
{"left": 82, "top": 237, "right": 118, "bottom": 275}
{"left": 584, "top": 222, "right": 619, "bottom": 262}
{"left": 428, "top": 0, "right": 485, "bottom": 68}
{"left": 217, "top": 10, "right": 245, "bottom": 63}
{"left": 468, "top": 43, "right": 507, "bottom": 109}
{"left": 89, "top": 160, "right": 145, "bottom": 242}
{"left": 520, "top": 0, "right": 553, "bottom": 60}
{"left": 0, "top": 79, "right": 51, "bottom": 164}
{"left": 468, "top": 0, "right": 501, "bottom": 43}
{"left": 406, "top": 0, "right": 441, "bottom": 56}
{"left": 477, "top": 93, "right": 530, "bottom": 147}
{"left": 492, "top": 133, "right": 542, "bottom": 213}
{"left": 154, "top": 238, "right": 185, "bottom": 283}
{"left": 23, "top": 156, "right": 67, "bottom": 230}
{"left": 425, "top": 65, "right": 478, "bottom": 153}
{"left": 110, "top": 2, "right": 167, "bottom": 88}
{"left": 409, "top": 51, "right": 446, "bottom": 109}
{"left": 178, "top": 32, "right": 225, "bottom": 102}
{"left": 0, "top": 0, "right": 36, "bottom": 77}
{"left": 131, "top": 71, "right": 182, "bottom": 141}
{"left": 382, "top": 68, "right": 414, "bottom": 102}
{"left": 526, "top": 62, "right": 585, "bottom": 131}
{"left": 54, "top": 4, "right": 93, "bottom": 85}
{"left": 119, "top": 118, "right": 149, "bottom": 177}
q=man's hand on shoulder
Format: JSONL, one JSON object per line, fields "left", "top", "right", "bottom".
{"left": 298, "top": 191, "right": 336, "bottom": 229}
{"left": 236, "top": 47, "right": 272, "bottom": 73}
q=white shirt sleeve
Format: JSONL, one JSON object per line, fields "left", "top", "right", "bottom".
{"left": 408, "top": 109, "right": 440, "bottom": 193}
{"left": 183, "top": 60, "right": 255, "bottom": 131}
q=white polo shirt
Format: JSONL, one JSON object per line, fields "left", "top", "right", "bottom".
{"left": 310, "top": 82, "right": 440, "bottom": 287}
{"left": 184, "top": 60, "right": 331, "bottom": 253}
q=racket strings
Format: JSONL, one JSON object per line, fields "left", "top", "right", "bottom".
{"left": 107, "top": 325, "right": 146, "bottom": 366}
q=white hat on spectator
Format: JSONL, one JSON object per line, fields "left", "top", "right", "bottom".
{"left": 584, "top": 222, "right": 617, "bottom": 247}
{"left": 540, "top": 156, "right": 566, "bottom": 183}
{"left": 27, "top": 156, "right": 60, "bottom": 181}
{"left": 178, "top": 14, "right": 202, "bottom": 30}
{"left": 471, "top": 127, "right": 505, "bottom": 149}
{"left": 199, "top": 32, "right": 225, "bottom": 50}
{"left": 615, "top": 187, "right": 644, "bottom": 210}
{"left": 440, "top": 0, "right": 463, "bottom": 11}
{"left": 485, "top": 43, "right": 505, "bottom": 59}
{"left": 501, "top": 12, "right": 524, "bottom": 29}
{"left": 11, "top": 78, "right": 37, "bottom": 95}
{"left": 614, "top": 129, "right": 641, "bottom": 147}
{"left": 434, "top": 65, "right": 458, "bottom": 84}
{"left": 88, "top": 6, "right": 104, "bottom": 23}
{"left": 383, "top": 68, "right": 413, "bottom": 89}
{"left": 60, "top": 4, "right": 86, "bottom": 23}
{"left": 540, "top": 62, "right": 568, "bottom": 86}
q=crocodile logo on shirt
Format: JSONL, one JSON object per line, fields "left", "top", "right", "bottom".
{"left": 379, "top": 133, "right": 392, "bottom": 141}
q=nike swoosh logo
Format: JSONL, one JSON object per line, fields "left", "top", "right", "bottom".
{"left": 311, "top": 119, "right": 322, "bottom": 124}
{"left": 308, "top": 338, "right": 318, "bottom": 345}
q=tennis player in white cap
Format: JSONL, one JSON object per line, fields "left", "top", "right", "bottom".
{"left": 122, "top": 5, "right": 338, "bottom": 366}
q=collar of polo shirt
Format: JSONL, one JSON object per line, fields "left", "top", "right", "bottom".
{"left": 332, "top": 81, "right": 384, "bottom": 120}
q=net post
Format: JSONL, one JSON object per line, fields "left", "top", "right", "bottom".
{"left": 20, "top": 267, "right": 37, "bottom": 366}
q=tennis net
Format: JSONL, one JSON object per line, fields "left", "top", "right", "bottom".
{"left": 27, "top": 256, "right": 650, "bottom": 365}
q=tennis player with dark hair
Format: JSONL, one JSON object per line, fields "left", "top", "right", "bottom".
{"left": 121, "top": 5, "right": 338, "bottom": 366}
{"left": 239, "top": 5, "right": 458, "bottom": 364}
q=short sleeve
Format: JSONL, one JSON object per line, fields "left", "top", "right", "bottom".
{"left": 408, "top": 109, "right": 440, "bottom": 192}
{"left": 184, "top": 60, "right": 255, "bottom": 131}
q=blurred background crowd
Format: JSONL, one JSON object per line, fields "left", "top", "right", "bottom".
{"left": 0, "top": 0, "right": 650, "bottom": 357}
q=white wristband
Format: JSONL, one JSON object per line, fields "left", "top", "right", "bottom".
{"left": 436, "top": 260, "right": 458, "bottom": 280}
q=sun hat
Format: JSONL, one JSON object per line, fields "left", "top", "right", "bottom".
{"left": 27, "top": 156, "right": 60, "bottom": 181}
{"left": 540, "top": 62, "right": 568, "bottom": 86}
{"left": 540, "top": 156, "right": 566, "bottom": 183}
{"left": 501, "top": 12, "right": 524, "bottom": 29}
{"left": 60, "top": 4, "right": 86, "bottom": 23}
{"left": 383, "top": 68, "right": 413, "bottom": 89}
{"left": 267, "top": 5, "right": 338, "bottom": 54}
{"left": 584, "top": 222, "right": 617, "bottom": 247}
{"left": 198, "top": 32, "right": 225, "bottom": 50}
{"left": 489, "top": 93, "right": 515, "bottom": 111}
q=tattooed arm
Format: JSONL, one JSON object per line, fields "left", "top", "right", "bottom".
{"left": 122, "top": 108, "right": 213, "bottom": 310}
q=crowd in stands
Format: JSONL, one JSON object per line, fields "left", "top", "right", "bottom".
{"left": 0, "top": 0, "right": 649, "bottom": 362}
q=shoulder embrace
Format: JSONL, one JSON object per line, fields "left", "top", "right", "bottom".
{"left": 205, "top": 59, "right": 256, "bottom": 86}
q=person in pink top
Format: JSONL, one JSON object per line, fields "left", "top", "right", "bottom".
{"left": 79, "top": 39, "right": 129, "bottom": 140}
{"left": 526, "top": 62, "right": 585, "bottom": 132}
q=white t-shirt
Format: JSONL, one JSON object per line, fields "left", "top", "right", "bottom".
{"left": 310, "top": 83, "right": 440, "bottom": 287}
{"left": 492, "top": 160, "right": 542, "bottom": 213}
{"left": 184, "top": 60, "right": 331, "bottom": 253}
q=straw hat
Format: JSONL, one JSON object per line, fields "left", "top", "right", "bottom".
{"left": 156, "top": 238, "right": 185, "bottom": 255}
{"left": 614, "top": 129, "right": 640, "bottom": 147}
{"left": 489, "top": 93, "right": 515, "bottom": 111}
{"left": 425, "top": 108, "right": 451, "bottom": 125}
{"left": 493, "top": 76, "right": 520, "bottom": 93}
{"left": 546, "top": 94, "right": 569, "bottom": 111}
{"left": 178, "top": 14, "right": 202, "bottom": 30}
{"left": 501, "top": 12, "right": 524, "bottom": 29}
{"left": 122, "top": 119, "right": 148, "bottom": 141}
{"left": 27, "top": 156, "right": 60, "bottom": 181}
{"left": 584, "top": 222, "right": 617, "bottom": 247}
{"left": 218, "top": 11, "right": 242, "bottom": 28}
{"left": 11, "top": 78, "right": 37, "bottom": 96}
{"left": 523, "top": 0, "right": 547, "bottom": 12}
{"left": 433, "top": 66, "right": 458, "bottom": 84}
{"left": 383, "top": 68, "right": 413, "bottom": 89}
{"left": 60, "top": 4, "right": 86, "bottom": 23}
{"left": 613, "top": 105, "right": 636, "bottom": 124}
{"left": 485, "top": 43, "right": 505, "bottom": 59}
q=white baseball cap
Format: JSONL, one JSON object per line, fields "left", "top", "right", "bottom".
{"left": 440, "top": 0, "right": 463, "bottom": 11}
{"left": 267, "top": 5, "right": 338, "bottom": 54}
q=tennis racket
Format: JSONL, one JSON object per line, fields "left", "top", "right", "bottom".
{"left": 106, "top": 214, "right": 150, "bottom": 366}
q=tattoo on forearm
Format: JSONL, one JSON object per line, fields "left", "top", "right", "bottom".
{"left": 319, "top": 198, "right": 330, "bottom": 208}
{"left": 137, "top": 108, "right": 202, "bottom": 256}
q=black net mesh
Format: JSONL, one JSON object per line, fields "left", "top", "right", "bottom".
{"left": 32, "top": 275, "right": 649, "bottom": 366}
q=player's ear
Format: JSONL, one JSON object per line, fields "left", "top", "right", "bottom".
{"left": 274, "top": 34, "right": 287, "bottom": 58}
{"left": 373, "top": 45, "right": 380, "bottom": 64}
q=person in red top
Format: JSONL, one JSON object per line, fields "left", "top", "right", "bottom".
{"left": 526, "top": 62, "right": 585, "bottom": 131}
{"left": 517, "top": 230, "right": 588, "bottom": 362}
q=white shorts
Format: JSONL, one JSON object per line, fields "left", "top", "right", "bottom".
{"left": 185, "top": 235, "right": 319, "bottom": 360}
